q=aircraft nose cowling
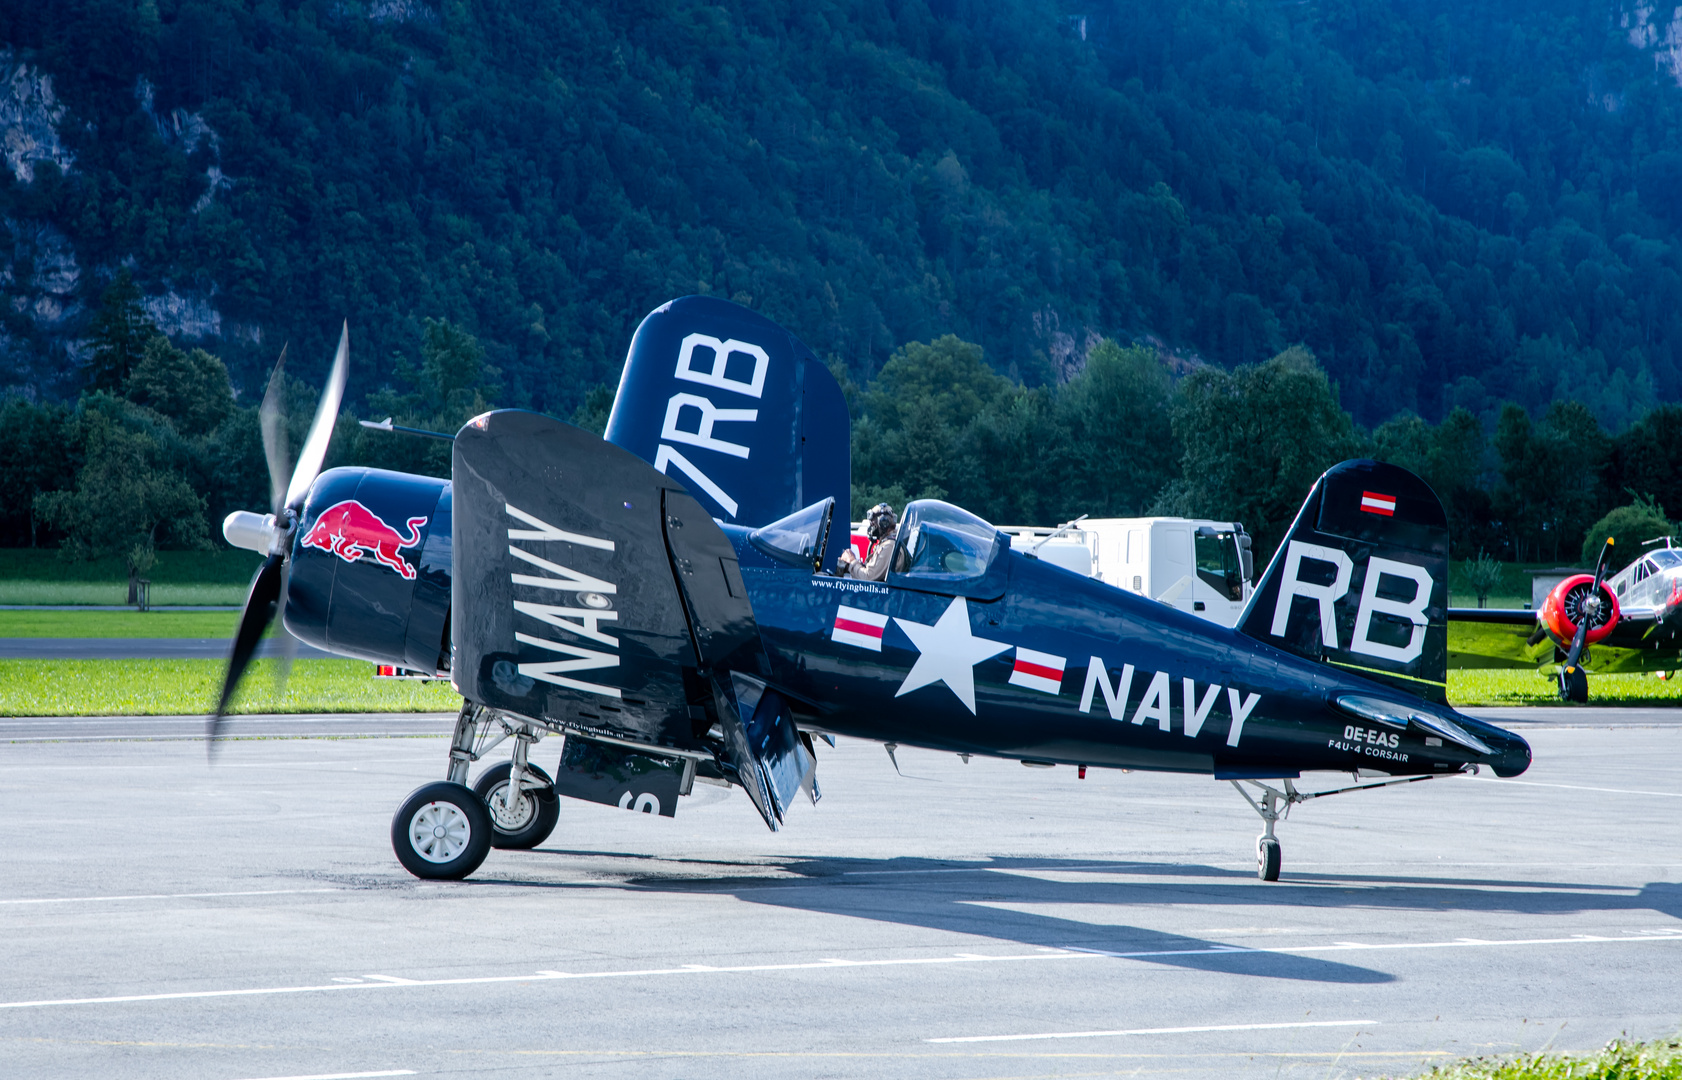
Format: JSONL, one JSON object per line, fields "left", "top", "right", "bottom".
{"left": 285, "top": 466, "right": 453, "bottom": 672}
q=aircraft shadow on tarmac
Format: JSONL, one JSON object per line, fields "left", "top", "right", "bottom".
{"left": 474, "top": 851, "right": 1682, "bottom": 985}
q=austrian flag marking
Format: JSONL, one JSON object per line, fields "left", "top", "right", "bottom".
{"left": 1360, "top": 490, "right": 1397, "bottom": 516}
{"left": 1009, "top": 647, "right": 1067, "bottom": 695}
{"left": 833, "top": 604, "right": 890, "bottom": 651}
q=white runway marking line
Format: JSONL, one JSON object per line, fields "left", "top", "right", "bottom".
{"left": 928, "top": 1018, "right": 1377, "bottom": 1044}
{"left": 1469, "top": 776, "right": 1682, "bottom": 798}
{"left": 0, "top": 888, "right": 341, "bottom": 906}
{"left": 228, "top": 1072, "right": 415, "bottom": 1080}
{"left": 0, "top": 716, "right": 451, "bottom": 726}
{"left": 4, "top": 928, "right": 1682, "bottom": 1012}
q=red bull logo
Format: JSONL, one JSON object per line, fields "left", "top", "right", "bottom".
{"left": 300, "top": 500, "right": 428, "bottom": 580}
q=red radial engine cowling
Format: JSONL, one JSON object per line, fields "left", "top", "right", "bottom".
{"left": 1539, "top": 574, "right": 1620, "bottom": 646}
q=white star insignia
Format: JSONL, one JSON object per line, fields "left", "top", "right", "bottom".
{"left": 892, "top": 596, "right": 1010, "bottom": 714}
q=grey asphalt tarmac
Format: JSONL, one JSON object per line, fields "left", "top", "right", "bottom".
{"left": 0, "top": 637, "right": 335, "bottom": 659}
{"left": 0, "top": 711, "right": 457, "bottom": 741}
{"left": 2, "top": 711, "right": 1679, "bottom": 1079}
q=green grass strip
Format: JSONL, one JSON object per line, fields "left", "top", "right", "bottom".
{"left": 1410, "top": 1036, "right": 1682, "bottom": 1079}
{"left": 0, "top": 581, "right": 250, "bottom": 606}
{"left": 1448, "top": 668, "right": 1682, "bottom": 706}
{"left": 1, "top": 657, "right": 1674, "bottom": 715}
{"left": 0, "top": 659, "right": 461, "bottom": 716}
{"left": 0, "top": 610, "right": 245, "bottom": 637}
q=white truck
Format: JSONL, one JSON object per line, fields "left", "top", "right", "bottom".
{"left": 998, "top": 517, "right": 1256, "bottom": 627}
{"left": 847, "top": 513, "right": 1256, "bottom": 627}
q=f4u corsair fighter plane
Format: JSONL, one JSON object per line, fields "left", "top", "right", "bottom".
{"left": 215, "top": 298, "right": 1529, "bottom": 883}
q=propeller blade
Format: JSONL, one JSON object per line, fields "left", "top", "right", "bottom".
{"left": 1592, "top": 537, "right": 1614, "bottom": 592}
{"left": 271, "top": 561, "right": 297, "bottom": 694}
{"left": 1565, "top": 537, "right": 1617, "bottom": 670}
{"left": 208, "top": 553, "right": 286, "bottom": 756}
{"left": 1562, "top": 615, "right": 1591, "bottom": 669}
{"left": 283, "top": 322, "right": 349, "bottom": 512}
{"left": 259, "top": 344, "right": 290, "bottom": 517}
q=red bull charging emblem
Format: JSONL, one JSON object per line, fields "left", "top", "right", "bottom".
{"left": 300, "top": 500, "right": 428, "bottom": 580}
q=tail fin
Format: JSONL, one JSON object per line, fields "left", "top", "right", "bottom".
{"left": 605, "top": 296, "right": 850, "bottom": 568}
{"left": 1238, "top": 460, "right": 1450, "bottom": 703}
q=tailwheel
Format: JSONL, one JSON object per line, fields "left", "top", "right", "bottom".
{"left": 473, "top": 762, "right": 560, "bottom": 849}
{"left": 392, "top": 781, "right": 492, "bottom": 880}
{"left": 1232, "top": 779, "right": 1299, "bottom": 883}
{"left": 1558, "top": 663, "right": 1589, "bottom": 704}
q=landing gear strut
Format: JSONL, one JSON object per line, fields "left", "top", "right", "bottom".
{"left": 1231, "top": 779, "right": 1301, "bottom": 882}
{"left": 1558, "top": 663, "right": 1589, "bottom": 703}
{"left": 393, "top": 700, "right": 562, "bottom": 876}
{"left": 1230, "top": 772, "right": 1447, "bottom": 882}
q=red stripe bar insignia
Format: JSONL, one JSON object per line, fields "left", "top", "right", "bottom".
{"left": 1009, "top": 647, "right": 1067, "bottom": 695}
{"left": 832, "top": 604, "right": 890, "bottom": 652}
{"left": 1360, "top": 490, "right": 1397, "bottom": 516}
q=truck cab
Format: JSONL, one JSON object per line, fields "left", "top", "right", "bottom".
{"left": 996, "top": 517, "right": 1255, "bottom": 628}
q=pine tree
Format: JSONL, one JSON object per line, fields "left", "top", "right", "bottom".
{"left": 84, "top": 270, "right": 156, "bottom": 393}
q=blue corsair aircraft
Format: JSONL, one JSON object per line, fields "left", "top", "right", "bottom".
{"left": 212, "top": 298, "right": 1530, "bottom": 884}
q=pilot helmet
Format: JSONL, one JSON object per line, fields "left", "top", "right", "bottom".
{"left": 866, "top": 503, "right": 898, "bottom": 541}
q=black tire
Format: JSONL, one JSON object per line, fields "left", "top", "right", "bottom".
{"left": 392, "top": 781, "right": 492, "bottom": 880}
{"left": 1257, "top": 837, "right": 1282, "bottom": 882}
{"left": 473, "top": 762, "right": 560, "bottom": 850}
{"left": 1559, "top": 664, "right": 1589, "bottom": 704}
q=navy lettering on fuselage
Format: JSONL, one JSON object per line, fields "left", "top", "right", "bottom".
{"left": 1078, "top": 657, "right": 1261, "bottom": 746}
{"left": 503, "top": 502, "right": 622, "bottom": 699}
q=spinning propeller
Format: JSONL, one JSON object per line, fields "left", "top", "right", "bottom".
{"left": 209, "top": 324, "right": 349, "bottom": 753}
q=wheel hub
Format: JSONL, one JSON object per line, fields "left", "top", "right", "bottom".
{"left": 409, "top": 801, "right": 471, "bottom": 863}
{"left": 488, "top": 783, "right": 535, "bottom": 831}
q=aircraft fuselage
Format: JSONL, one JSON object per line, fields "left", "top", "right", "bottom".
{"left": 733, "top": 534, "right": 1531, "bottom": 780}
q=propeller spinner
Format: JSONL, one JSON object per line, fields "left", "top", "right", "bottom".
{"left": 210, "top": 323, "right": 350, "bottom": 751}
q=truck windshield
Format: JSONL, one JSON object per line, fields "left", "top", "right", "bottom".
{"left": 1195, "top": 530, "right": 1245, "bottom": 601}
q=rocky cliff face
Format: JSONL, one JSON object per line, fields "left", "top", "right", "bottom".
{"left": 1623, "top": 4, "right": 1682, "bottom": 86}
{"left": 0, "top": 58, "right": 243, "bottom": 397}
{"left": 0, "top": 51, "right": 73, "bottom": 183}
{"left": 0, "top": 54, "right": 84, "bottom": 397}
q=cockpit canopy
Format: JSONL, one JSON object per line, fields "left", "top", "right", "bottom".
{"left": 749, "top": 496, "right": 1008, "bottom": 594}
{"left": 748, "top": 497, "right": 835, "bottom": 571}
{"left": 891, "top": 499, "right": 1007, "bottom": 590}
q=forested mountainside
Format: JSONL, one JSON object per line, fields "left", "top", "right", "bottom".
{"left": 2, "top": 0, "right": 1682, "bottom": 429}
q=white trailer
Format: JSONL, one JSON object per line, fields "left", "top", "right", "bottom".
{"left": 998, "top": 517, "right": 1256, "bottom": 627}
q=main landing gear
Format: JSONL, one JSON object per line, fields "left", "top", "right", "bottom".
{"left": 1230, "top": 772, "right": 1448, "bottom": 882}
{"left": 1558, "top": 663, "right": 1589, "bottom": 704}
{"left": 392, "top": 702, "right": 561, "bottom": 880}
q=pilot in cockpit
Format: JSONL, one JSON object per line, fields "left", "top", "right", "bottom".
{"left": 836, "top": 502, "right": 898, "bottom": 581}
